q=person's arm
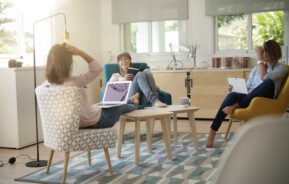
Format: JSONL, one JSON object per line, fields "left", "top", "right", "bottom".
{"left": 255, "top": 46, "right": 267, "bottom": 79}
{"left": 263, "top": 63, "right": 288, "bottom": 81}
{"left": 258, "top": 61, "right": 267, "bottom": 79}
{"left": 66, "top": 44, "right": 103, "bottom": 87}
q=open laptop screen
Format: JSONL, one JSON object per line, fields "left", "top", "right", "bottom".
{"left": 103, "top": 81, "right": 131, "bottom": 103}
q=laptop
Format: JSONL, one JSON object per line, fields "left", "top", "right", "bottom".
{"left": 95, "top": 81, "right": 132, "bottom": 108}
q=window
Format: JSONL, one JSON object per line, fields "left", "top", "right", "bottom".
{"left": 126, "top": 20, "right": 185, "bottom": 55}
{"left": 0, "top": 1, "right": 18, "bottom": 55}
{"left": 0, "top": 0, "right": 54, "bottom": 66}
{"left": 216, "top": 14, "right": 248, "bottom": 51}
{"left": 252, "top": 11, "right": 284, "bottom": 48}
{"left": 215, "top": 11, "right": 286, "bottom": 54}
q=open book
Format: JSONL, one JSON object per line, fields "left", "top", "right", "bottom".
{"left": 228, "top": 77, "right": 248, "bottom": 94}
{"left": 128, "top": 64, "right": 149, "bottom": 75}
{"left": 127, "top": 67, "right": 140, "bottom": 76}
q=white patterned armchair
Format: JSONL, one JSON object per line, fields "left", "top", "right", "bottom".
{"left": 36, "top": 84, "right": 117, "bottom": 184}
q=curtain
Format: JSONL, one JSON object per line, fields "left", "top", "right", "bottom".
{"left": 111, "top": 0, "right": 188, "bottom": 24}
{"left": 205, "top": 0, "right": 289, "bottom": 16}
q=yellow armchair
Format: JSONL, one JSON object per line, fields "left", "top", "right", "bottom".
{"left": 225, "top": 65, "right": 289, "bottom": 140}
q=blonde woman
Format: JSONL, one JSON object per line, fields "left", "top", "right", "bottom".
{"left": 44, "top": 43, "right": 135, "bottom": 128}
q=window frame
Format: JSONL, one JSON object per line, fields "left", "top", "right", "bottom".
{"left": 124, "top": 20, "right": 188, "bottom": 61}
{"left": 214, "top": 11, "right": 289, "bottom": 59}
{"left": 0, "top": 1, "right": 54, "bottom": 67}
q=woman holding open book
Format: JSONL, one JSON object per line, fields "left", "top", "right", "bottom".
{"left": 206, "top": 40, "right": 288, "bottom": 148}
{"left": 109, "top": 52, "right": 167, "bottom": 107}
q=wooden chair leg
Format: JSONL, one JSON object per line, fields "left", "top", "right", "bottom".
{"left": 87, "top": 150, "right": 91, "bottom": 165}
{"left": 46, "top": 149, "right": 54, "bottom": 174}
{"left": 62, "top": 152, "right": 70, "bottom": 184}
{"left": 103, "top": 148, "right": 113, "bottom": 175}
{"left": 116, "top": 116, "right": 126, "bottom": 158}
{"left": 225, "top": 116, "right": 233, "bottom": 140}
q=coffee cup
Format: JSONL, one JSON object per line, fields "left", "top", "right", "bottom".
{"left": 179, "top": 97, "right": 190, "bottom": 107}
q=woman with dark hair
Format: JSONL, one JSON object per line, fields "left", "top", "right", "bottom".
{"left": 206, "top": 40, "right": 288, "bottom": 148}
{"left": 109, "top": 52, "right": 167, "bottom": 107}
{"left": 44, "top": 43, "right": 135, "bottom": 129}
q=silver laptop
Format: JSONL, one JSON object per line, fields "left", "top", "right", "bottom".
{"left": 95, "top": 81, "right": 132, "bottom": 108}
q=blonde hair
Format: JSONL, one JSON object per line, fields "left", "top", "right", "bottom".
{"left": 46, "top": 43, "right": 73, "bottom": 84}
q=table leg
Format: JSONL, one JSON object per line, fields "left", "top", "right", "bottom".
{"left": 116, "top": 116, "right": 126, "bottom": 158}
{"left": 173, "top": 113, "right": 178, "bottom": 144}
{"left": 188, "top": 112, "right": 199, "bottom": 151}
{"left": 160, "top": 116, "right": 173, "bottom": 160}
{"left": 145, "top": 118, "right": 152, "bottom": 153}
{"left": 167, "top": 116, "right": 171, "bottom": 138}
{"left": 135, "top": 119, "right": 141, "bottom": 165}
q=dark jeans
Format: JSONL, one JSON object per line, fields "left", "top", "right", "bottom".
{"left": 211, "top": 79, "right": 275, "bottom": 131}
{"left": 85, "top": 104, "right": 135, "bottom": 129}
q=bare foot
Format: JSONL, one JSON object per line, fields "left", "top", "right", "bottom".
{"left": 222, "top": 105, "right": 237, "bottom": 115}
{"left": 129, "top": 93, "right": 140, "bottom": 106}
{"left": 153, "top": 101, "right": 167, "bottom": 108}
{"left": 206, "top": 129, "right": 216, "bottom": 148}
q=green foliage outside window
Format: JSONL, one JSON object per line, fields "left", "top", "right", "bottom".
{"left": 253, "top": 11, "right": 284, "bottom": 46}
{"left": 217, "top": 11, "right": 284, "bottom": 49}
{"left": 130, "top": 23, "right": 137, "bottom": 53}
{"left": 217, "top": 14, "right": 245, "bottom": 27}
{"left": 0, "top": 2, "right": 17, "bottom": 54}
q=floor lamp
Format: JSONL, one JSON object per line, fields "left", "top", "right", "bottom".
{"left": 26, "top": 13, "right": 70, "bottom": 167}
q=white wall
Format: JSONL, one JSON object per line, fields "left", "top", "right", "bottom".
{"left": 54, "top": 0, "right": 103, "bottom": 103}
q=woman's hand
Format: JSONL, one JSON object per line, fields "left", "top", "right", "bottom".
{"left": 125, "top": 74, "right": 134, "bottom": 81}
{"left": 228, "top": 84, "right": 233, "bottom": 92}
{"left": 65, "top": 43, "right": 94, "bottom": 63}
{"left": 65, "top": 44, "right": 83, "bottom": 56}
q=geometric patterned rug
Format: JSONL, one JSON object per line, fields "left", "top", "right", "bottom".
{"left": 15, "top": 132, "right": 234, "bottom": 184}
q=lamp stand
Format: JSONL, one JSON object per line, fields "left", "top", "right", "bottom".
{"left": 26, "top": 13, "right": 68, "bottom": 168}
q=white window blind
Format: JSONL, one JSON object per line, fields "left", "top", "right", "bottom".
{"left": 111, "top": 0, "right": 188, "bottom": 24}
{"left": 205, "top": 0, "right": 289, "bottom": 16}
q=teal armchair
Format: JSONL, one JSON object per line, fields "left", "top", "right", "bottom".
{"left": 100, "top": 63, "right": 172, "bottom": 109}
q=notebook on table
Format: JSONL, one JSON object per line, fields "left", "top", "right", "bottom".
{"left": 95, "top": 81, "right": 132, "bottom": 108}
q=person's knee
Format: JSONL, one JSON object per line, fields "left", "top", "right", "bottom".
{"left": 263, "top": 79, "right": 275, "bottom": 88}
{"left": 135, "top": 71, "right": 145, "bottom": 79}
{"left": 227, "top": 92, "right": 239, "bottom": 98}
{"left": 143, "top": 68, "right": 151, "bottom": 74}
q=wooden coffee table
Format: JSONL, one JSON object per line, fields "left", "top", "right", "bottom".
{"left": 117, "top": 108, "right": 173, "bottom": 165}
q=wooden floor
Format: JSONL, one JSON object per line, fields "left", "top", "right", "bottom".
{"left": 0, "top": 119, "right": 239, "bottom": 184}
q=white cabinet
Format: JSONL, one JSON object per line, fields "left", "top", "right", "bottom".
{"left": 0, "top": 67, "right": 45, "bottom": 148}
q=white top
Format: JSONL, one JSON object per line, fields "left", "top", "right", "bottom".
{"left": 109, "top": 73, "right": 126, "bottom": 82}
